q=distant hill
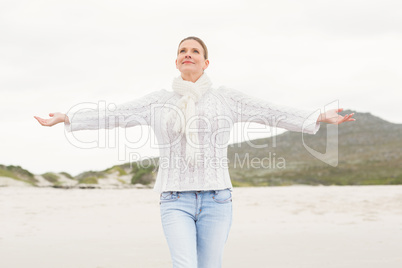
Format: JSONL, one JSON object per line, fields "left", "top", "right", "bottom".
{"left": 1, "top": 110, "right": 401, "bottom": 188}
{"left": 227, "top": 110, "right": 402, "bottom": 186}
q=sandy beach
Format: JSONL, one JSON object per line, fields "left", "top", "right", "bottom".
{"left": 1, "top": 186, "right": 401, "bottom": 268}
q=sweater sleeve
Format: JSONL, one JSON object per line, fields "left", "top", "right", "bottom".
{"left": 64, "top": 89, "right": 165, "bottom": 132}
{"left": 219, "top": 87, "right": 321, "bottom": 135}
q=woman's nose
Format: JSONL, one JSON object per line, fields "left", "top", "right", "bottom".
{"left": 185, "top": 54, "right": 191, "bottom": 58}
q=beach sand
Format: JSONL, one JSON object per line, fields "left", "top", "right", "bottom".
{"left": 1, "top": 186, "right": 401, "bottom": 268}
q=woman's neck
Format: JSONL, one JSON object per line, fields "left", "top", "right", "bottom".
{"left": 181, "top": 72, "right": 203, "bottom": 83}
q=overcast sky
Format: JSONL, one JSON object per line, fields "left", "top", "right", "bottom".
{"left": 1, "top": 0, "right": 401, "bottom": 176}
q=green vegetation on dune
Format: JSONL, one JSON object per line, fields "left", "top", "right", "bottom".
{"left": 0, "top": 168, "right": 21, "bottom": 180}
{"left": 42, "top": 172, "right": 59, "bottom": 183}
{"left": 131, "top": 164, "right": 155, "bottom": 185}
{"left": 60, "top": 172, "right": 74, "bottom": 179}
{"left": 75, "top": 170, "right": 106, "bottom": 183}
{"left": 0, "top": 165, "right": 37, "bottom": 185}
{"left": 78, "top": 177, "right": 98, "bottom": 184}
{"left": 104, "top": 165, "right": 128, "bottom": 176}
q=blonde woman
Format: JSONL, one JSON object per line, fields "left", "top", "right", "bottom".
{"left": 34, "top": 36, "right": 355, "bottom": 268}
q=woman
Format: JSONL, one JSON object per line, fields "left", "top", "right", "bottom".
{"left": 34, "top": 36, "right": 355, "bottom": 268}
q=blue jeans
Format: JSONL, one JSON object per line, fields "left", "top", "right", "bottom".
{"left": 160, "top": 188, "right": 233, "bottom": 268}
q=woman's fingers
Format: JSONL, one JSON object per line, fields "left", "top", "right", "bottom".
{"left": 346, "top": 113, "right": 355, "bottom": 121}
{"left": 340, "top": 113, "right": 355, "bottom": 123}
{"left": 34, "top": 116, "right": 42, "bottom": 123}
{"left": 35, "top": 119, "right": 44, "bottom": 126}
{"left": 342, "top": 114, "right": 351, "bottom": 122}
{"left": 34, "top": 116, "right": 50, "bottom": 126}
{"left": 321, "top": 110, "right": 355, "bottom": 125}
{"left": 38, "top": 118, "right": 47, "bottom": 126}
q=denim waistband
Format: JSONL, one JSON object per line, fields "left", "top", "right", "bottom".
{"left": 167, "top": 188, "right": 231, "bottom": 196}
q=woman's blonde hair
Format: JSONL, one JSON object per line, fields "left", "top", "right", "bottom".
{"left": 177, "top": 36, "right": 208, "bottom": 60}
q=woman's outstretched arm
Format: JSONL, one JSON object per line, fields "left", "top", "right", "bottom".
{"left": 34, "top": 112, "right": 70, "bottom": 127}
{"left": 218, "top": 87, "right": 355, "bottom": 135}
{"left": 33, "top": 89, "right": 166, "bottom": 132}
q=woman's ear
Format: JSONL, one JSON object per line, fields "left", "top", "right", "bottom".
{"left": 203, "top": 59, "right": 210, "bottom": 70}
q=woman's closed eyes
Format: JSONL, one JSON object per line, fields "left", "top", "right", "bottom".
{"left": 180, "top": 49, "right": 199, "bottom": 53}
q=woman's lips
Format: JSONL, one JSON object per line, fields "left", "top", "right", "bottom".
{"left": 183, "top": 61, "right": 194, "bottom": 64}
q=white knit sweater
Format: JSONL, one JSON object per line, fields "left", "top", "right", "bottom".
{"left": 65, "top": 85, "right": 321, "bottom": 193}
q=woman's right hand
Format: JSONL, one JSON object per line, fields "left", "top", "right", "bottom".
{"left": 34, "top": 112, "right": 69, "bottom": 127}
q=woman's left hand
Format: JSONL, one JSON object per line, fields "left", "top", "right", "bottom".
{"left": 318, "top": 108, "right": 355, "bottom": 125}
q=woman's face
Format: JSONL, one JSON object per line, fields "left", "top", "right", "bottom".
{"left": 176, "top": 39, "right": 209, "bottom": 76}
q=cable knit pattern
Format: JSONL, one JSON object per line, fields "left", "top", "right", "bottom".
{"left": 64, "top": 82, "right": 321, "bottom": 193}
